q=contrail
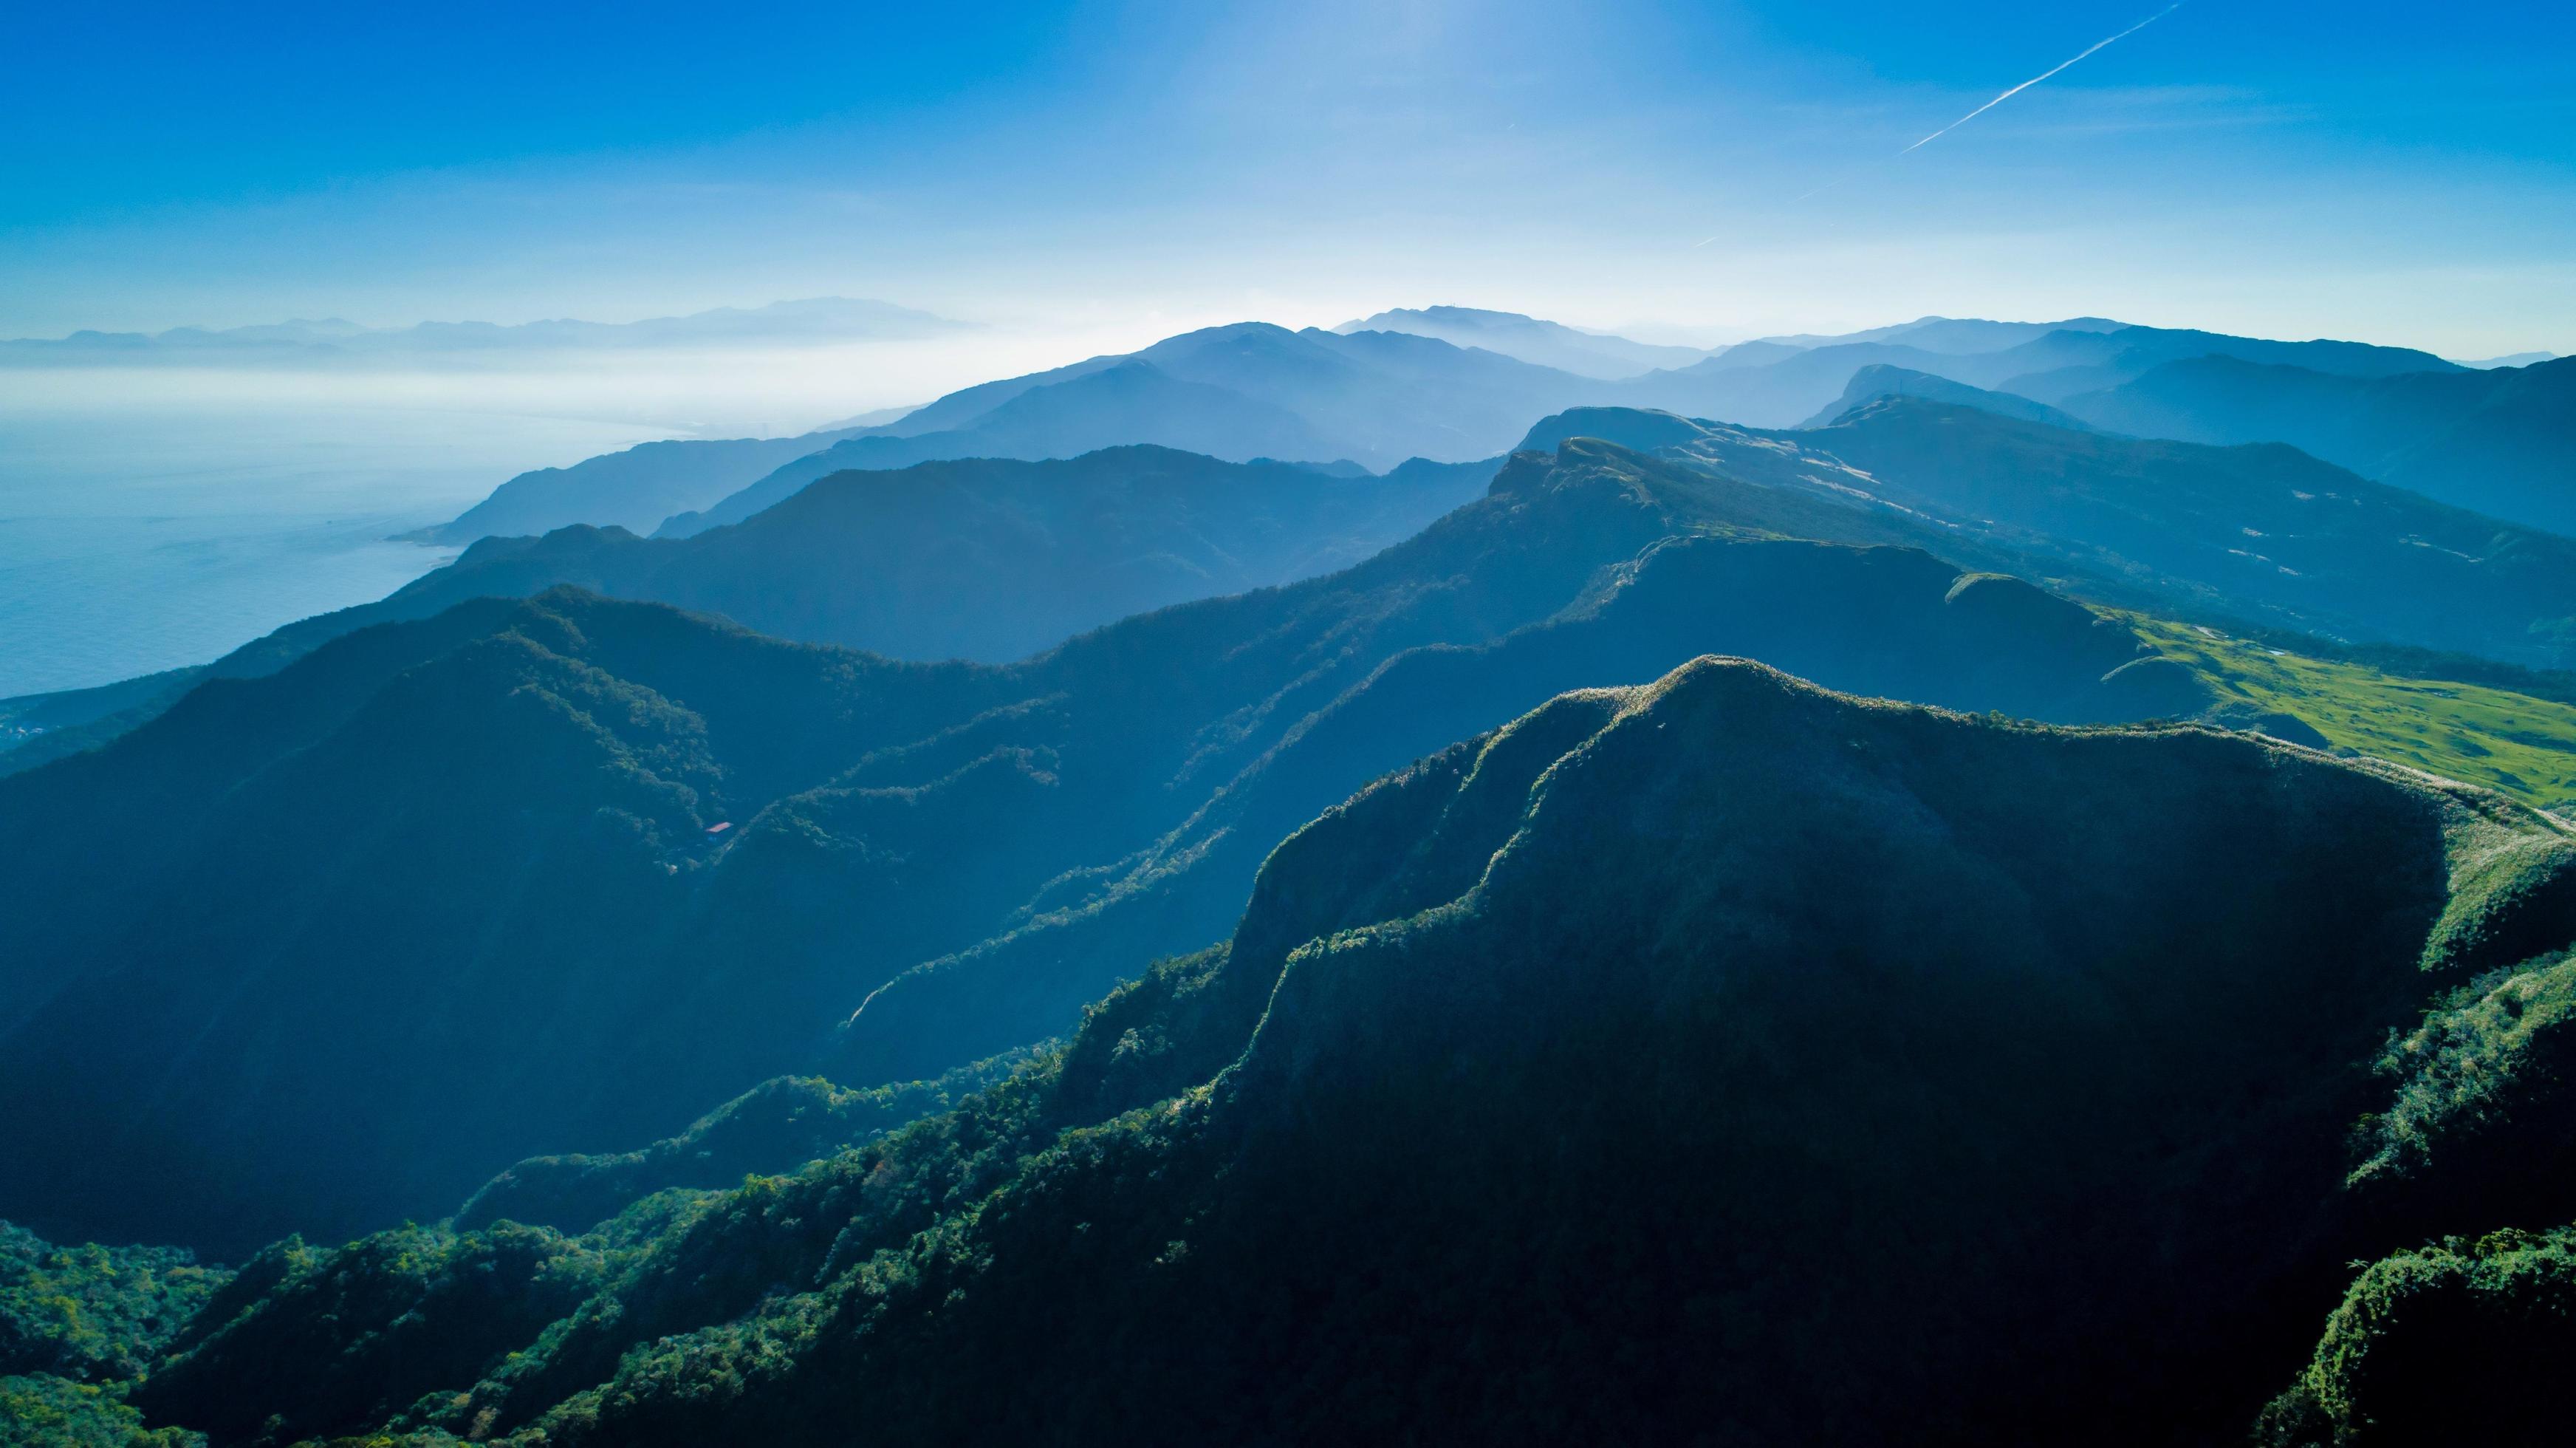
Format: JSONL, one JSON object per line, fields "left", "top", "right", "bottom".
{"left": 1693, "top": 1, "right": 2188, "bottom": 245}
{"left": 1902, "top": 2, "right": 2187, "bottom": 154}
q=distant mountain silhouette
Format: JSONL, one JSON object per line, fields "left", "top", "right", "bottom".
{"left": 1798, "top": 363, "right": 2099, "bottom": 430}
{"left": 2058, "top": 355, "right": 2576, "bottom": 534}
{"left": 1523, "top": 399, "right": 2576, "bottom": 669}
{"left": 1615, "top": 324, "right": 2464, "bottom": 428}
{"left": 374, "top": 446, "right": 1497, "bottom": 664}
{"left": 403, "top": 427, "right": 874, "bottom": 544}
{"left": 0, "top": 297, "right": 961, "bottom": 360}
{"left": 402, "top": 314, "right": 2466, "bottom": 548}
{"left": 0, "top": 448, "right": 1491, "bottom": 778}
{"left": 1333, "top": 305, "right": 1715, "bottom": 378}
{"left": 1120, "top": 322, "right": 1611, "bottom": 465}
{"left": 378, "top": 321, "right": 1606, "bottom": 550}
{"left": 656, "top": 360, "right": 1354, "bottom": 536}
{"left": 1736, "top": 314, "right": 2128, "bottom": 352}
{"left": 1969, "top": 325, "right": 2462, "bottom": 403}
{"left": 1620, "top": 341, "right": 1974, "bottom": 426}
{"left": 35, "top": 336, "right": 2563, "bottom": 781}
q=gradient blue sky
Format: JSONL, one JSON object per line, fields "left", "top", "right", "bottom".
{"left": 7, "top": 0, "right": 2572, "bottom": 353}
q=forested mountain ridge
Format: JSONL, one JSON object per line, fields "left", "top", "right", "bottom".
{"left": 32, "top": 337, "right": 2536, "bottom": 779}
{"left": 1798, "top": 397, "right": 2576, "bottom": 668}
{"left": 0, "top": 592, "right": 1020, "bottom": 1253}
{"left": 2057, "top": 353, "right": 2576, "bottom": 535}
{"left": 110, "top": 660, "right": 2576, "bottom": 1446}
{"left": 0, "top": 438, "right": 2223, "bottom": 1255}
{"left": 10, "top": 327, "right": 2576, "bottom": 1446}
{"left": 402, "top": 426, "right": 871, "bottom": 546}
{"left": 825, "top": 524, "right": 2206, "bottom": 1087}
{"left": 1525, "top": 399, "right": 2576, "bottom": 669}
{"left": 1614, "top": 321, "right": 2462, "bottom": 428}
{"left": 0, "top": 447, "right": 1498, "bottom": 777}
{"left": 0, "top": 1222, "right": 230, "bottom": 1448}
{"left": 10, "top": 310, "right": 2513, "bottom": 788}
{"left": 312, "top": 446, "right": 1496, "bottom": 666}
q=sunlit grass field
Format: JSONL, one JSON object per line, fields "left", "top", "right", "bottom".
{"left": 2128, "top": 615, "right": 2576, "bottom": 813}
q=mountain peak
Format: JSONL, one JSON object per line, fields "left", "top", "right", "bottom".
{"left": 1331, "top": 306, "right": 1716, "bottom": 379}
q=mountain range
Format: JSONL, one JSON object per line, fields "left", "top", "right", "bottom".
{"left": 351, "top": 447, "right": 1497, "bottom": 664}
{"left": 20, "top": 378, "right": 2576, "bottom": 796}
{"left": 0, "top": 297, "right": 962, "bottom": 363}
{"left": 651, "top": 356, "right": 1368, "bottom": 536}
{"left": 405, "top": 426, "right": 882, "bottom": 544}
{"left": 10, "top": 302, "right": 2576, "bottom": 1447}
{"left": 1332, "top": 304, "right": 1719, "bottom": 378}
{"left": 2055, "top": 353, "right": 2576, "bottom": 534}
{"left": 1798, "top": 363, "right": 2100, "bottom": 429}
{"left": 1616, "top": 321, "right": 2464, "bottom": 429}
{"left": 11, "top": 411, "right": 2573, "bottom": 1259}
{"left": 0, "top": 448, "right": 1495, "bottom": 776}
{"left": 87, "top": 658, "right": 2576, "bottom": 1445}
{"left": 402, "top": 321, "right": 1609, "bottom": 545}
{"left": 396, "top": 308, "right": 2539, "bottom": 560}
{"left": 1535, "top": 397, "right": 2576, "bottom": 670}
{"left": 0, "top": 436, "right": 2227, "bottom": 1255}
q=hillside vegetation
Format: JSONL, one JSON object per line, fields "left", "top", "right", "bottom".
{"left": 338, "top": 446, "right": 1495, "bottom": 667}
{"left": 2137, "top": 617, "right": 2576, "bottom": 810}
{"left": 0, "top": 1223, "right": 226, "bottom": 1448}
{"left": 0, "top": 439, "right": 2216, "bottom": 1254}
{"left": 104, "top": 662, "right": 2576, "bottom": 1446}
{"left": 1532, "top": 400, "right": 2576, "bottom": 669}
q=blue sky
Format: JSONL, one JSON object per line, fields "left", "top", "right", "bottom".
{"left": 7, "top": 0, "right": 2572, "bottom": 353}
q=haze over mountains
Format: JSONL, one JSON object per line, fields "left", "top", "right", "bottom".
{"left": 1331, "top": 304, "right": 1721, "bottom": 378}
{"left": 18, "top": 0, "right": 2576, "bottom": 1430}
{"left": 10, "top": 298, "right": 2576, "bottom": 1447}
{"left": 0, "top": 436, "right": 2222, "bottom": 1254}
{"left": 0, "top": 297, "right": 963, "bottom": 363}
{"left": 335, "top": 448, "right": 1499, "bottom": 665}
{"left": 383, "top": 306, "right": 2556, "bottom": 546}
{"left": 10, "top": 304, "right": 2574, "bottom": 782}
{"left": 2056, "top": 354, "right": 2576, "bottom": 533}
{"left": 1542, "top": 398, "right": 2576, "bottom": 669}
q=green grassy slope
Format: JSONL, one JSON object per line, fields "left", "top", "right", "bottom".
{"left": 2136, "top": 615, "right": 2576, "bottom": 810}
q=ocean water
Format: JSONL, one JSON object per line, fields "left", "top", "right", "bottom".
{"left": 0, "top": 327, "right": 1178, "bottom": 700}
{"left": 0, "top": 388, "right": 658, "bottom": 698}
